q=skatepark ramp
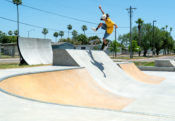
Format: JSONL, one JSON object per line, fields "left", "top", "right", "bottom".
{"left": 19, "top": 37, "right": 53, "bottom": 65}
{"left": 118, "top": 63, "right": 164, "bottom": 84}
{"left": 53, "top": 49, "right": 163, "bottom": 98}
{"left": 155, "top": 59, "right": 175, "bottom": 67}
{"left": 0, "top": 68, "right": 132, "bottom": 110}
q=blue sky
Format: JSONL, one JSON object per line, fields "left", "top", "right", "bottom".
{"left": 0, "top": 0, "right": 174, "bottom": 42}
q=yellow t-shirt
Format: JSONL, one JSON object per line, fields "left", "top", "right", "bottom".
{"left": 105, "top": 18, "right": 115, "bottom": 34}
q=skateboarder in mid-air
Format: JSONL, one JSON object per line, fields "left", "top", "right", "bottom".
{"left": 92, "top": 5, "right": 118, "bottom": 50}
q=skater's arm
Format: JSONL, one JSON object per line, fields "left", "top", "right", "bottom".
{"left": 99, "top": 5, "right": 105, "bottom": 14}
{"left": 114, "top": 24, "right": 118, "bottom": 29}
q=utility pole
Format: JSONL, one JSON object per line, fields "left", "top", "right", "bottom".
{"left": 126, "top": 6, "right": 136, "bottom": 59}
{"left": 115, "top": 27, "right": 117, "bottom": 41}
{"left": 152, "top": 20, "right": 157, "bottom": 56}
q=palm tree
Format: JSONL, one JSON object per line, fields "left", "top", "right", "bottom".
{"left": 13, "top": 0, "right": 22, "bottom": 37}
{"left": 162, "top": 27, "right": 165, "bottom": 31}
{"left": 42, "top": 28, "right": 48, "bottom": 39}
{"left": 13, "top": 0, "right": 24, "bottom": 64}
{"left": 165, "top": 25, "right": 168, "bottom": 31}
{"left": 59, "top": 31, "right": 64, "bottom": 39}
{"left": 14, "top": 30, "right": 18, "bottom": 36}
{"left": 53, "top": 32, "right": 59, "bottom": 42}
{"left": 170, "top": 27, "right": 173, "bottom": 34}
{"left": 67, "top": 24, "right": 72, "bottom": 38}
{"left": 8, "top": 30, "right": 13, "bottom": 36}
{"left": 136, "top": 18, "right": 144, "bottom": 56}
{"left": 72, "top": 30, "right": 78, "bottom": 39}
{"left": 82, "top": 25, "right": 87, "bottom": 35}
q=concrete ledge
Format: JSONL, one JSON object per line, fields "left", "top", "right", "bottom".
{"left": 115, "top": 62, "right": 132, "bottom": 65}
{"left": 138, "top": 66, "right": 175, "bottom": 72}
{"left": 0, "top": 66, "right": 83, "bottom": 82}
{"left": 155, "top": 59, "right": 175, "bottom": 67}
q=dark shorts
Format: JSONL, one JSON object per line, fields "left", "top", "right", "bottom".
{"left": 101, "top": 23, "right": 110, "bottom": 39}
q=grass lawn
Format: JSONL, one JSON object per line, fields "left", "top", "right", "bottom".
{"left": 0, "top": 54, "right": 19, "bottom": 59}
{"left": 134, "top": 61, "right": 155, "bottom": 66}
{"left": 0, "top": 63, "right": 50, "bottom": 69}
{"left": 111, "top": 54, "right": 175, "bottom": 60}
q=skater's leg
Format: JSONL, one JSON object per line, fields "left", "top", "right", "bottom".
{"left": 103, "top": 32, "right": 110, "bottom": 45}
{"left": 103, "top": 37, "right": 108, "bottom": 45}
{"left": 101, "top": 32, "right": 110, "bottom": 50}
{"left": 100, "top": 38, "right": 107, "bottom": 50}
{"left": 96, "top": 23, "right": 103, "bottom": 31}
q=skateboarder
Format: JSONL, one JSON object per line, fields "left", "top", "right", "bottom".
{"left": 92, "top": 5, "right": 118, "bottom": 50}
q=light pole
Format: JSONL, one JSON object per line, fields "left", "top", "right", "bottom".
{"left": 126, "top": 6, "right": 136, "bottom": 59}
{"left": 28, "top": 29, "right": 35, "bottom": 38}
{"left": 152, "top": 20, "right": 157, "bottom": 56}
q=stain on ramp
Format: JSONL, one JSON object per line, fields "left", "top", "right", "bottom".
{"left": 0, "top": 68, "right": 132, "bottom": 110}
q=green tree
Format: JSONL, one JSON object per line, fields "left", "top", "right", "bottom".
{"left": 141, "top": 24, "right": 152, "bottom": 56}
{"left": 170, "top": 27, "right": 173, "bottom": 33}
{"left": 59, "top": 31, "right": 64, "bottom": 39}
{"left": 77, "top": 34, "right": 88, "bottom": 45}
{"left": 129, "top": 40, "right": 140, "bottom": 54}
{"left": 8, "top": 30, "right": 13, "bottom": 36}
{"left": 154, "top": 28, "right": 163, "bottom": 55}
{"left": 88, "top": 36, "right": 101, "bottom": 45}
{"left": 118, "top": 33, "right": 130, "bottom": 50}
{"left": 67, "top": 24, "right": 72, "bottom": 38}
{"left": 72, "top": 30, "right": 78, "bottom": 40}
{"left": 14, "top": 30, "right": 18, "bottom": 36}
{"left": 42, "top": 28, "right": 48, "bottom": 39}
{"left": 136, "top": 18, "right": 144, "bottom": 56}
{"left": 53, "top": 32, "right": 59, "bottom": 42}
{"left": 82, "top": 25, "right": 87, "bottom": 35}
{"left": 109, "top": 40, "right": 120, "bottom": 57}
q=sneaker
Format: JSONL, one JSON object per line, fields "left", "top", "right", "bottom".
{"left": 103, "top": 43, "right": 109, "bottom": 51}
{"left": 91, "top": 27, "right": 97, "bottom": 32}
{"left": 100, "top": 42, "right": 105, "bottom": 50}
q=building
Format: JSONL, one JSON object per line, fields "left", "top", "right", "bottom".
{"left": 0, "top": 43, "right": 19, "bottom": 57}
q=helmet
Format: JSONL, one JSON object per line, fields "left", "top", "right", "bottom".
{"left": 101, "top": 14, "right": 107, "bottom": 20}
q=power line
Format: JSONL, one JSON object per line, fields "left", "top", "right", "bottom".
{"left": 4, "top": 0, "right": 129, "bottom": 29}
{"left": 0, "top": 16, "right": 64, "bottom": 32}
{"left": 0, "top": 16, "right": 104, "bottom": 35}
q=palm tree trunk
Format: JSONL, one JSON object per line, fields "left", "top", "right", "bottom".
{"left": 68, "top": 31, "right": 69, "bottom": 38}
{"left": 16, "top": 4, "right": 26, "bottom": 65}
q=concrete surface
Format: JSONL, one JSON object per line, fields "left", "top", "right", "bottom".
{"left": 0, "top": 49, "right": 175, "bottom": 120}
{"left": 124, "top": 71, "right": 175, "bottom": 117}
{"left": 0, "top": 68, "right": 132, "bottom": 110}
{"left": 155, "top": 59, "right": 175, "bottom": 67}
{"left": 18, "top": 37, "right": 53, "bottom": 65}
{"left": 118, "top": 63, "right": 164, "bottom": 84}
{"left": 0, "top": 90, "right": 173, "bottom": 121}
{"left": 139, "top": 66, "right": 175, "bottom": 72}
{"left": 0, "top": 66, "right": 175, "bottom": 120}
{"left": 53, "top": 49, "right": 167, "bottom": 98}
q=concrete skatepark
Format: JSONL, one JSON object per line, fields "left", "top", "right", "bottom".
{"left": 0, "top": 38, "right": 175, "bottom": 121}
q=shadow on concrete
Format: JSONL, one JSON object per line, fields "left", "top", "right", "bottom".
{"left": 87, "top": 50, "right": 106, "bottom": 78}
